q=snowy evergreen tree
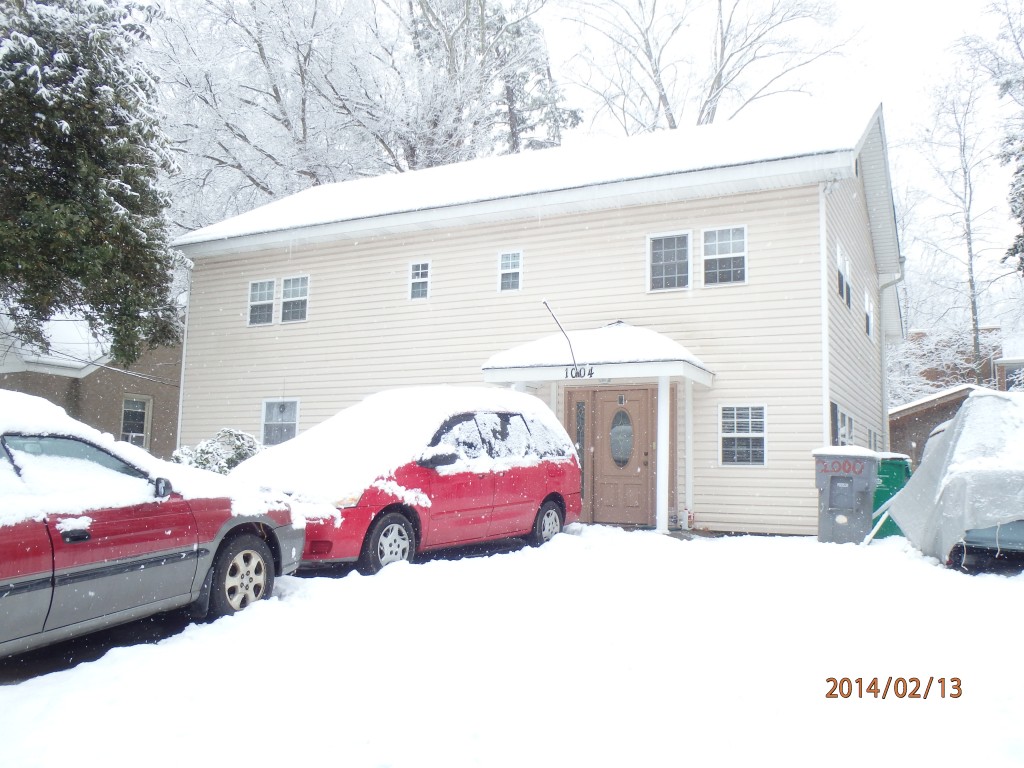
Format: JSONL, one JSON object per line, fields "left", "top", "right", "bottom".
{"left": 0, "top": 0, "right": 180, "bottom": 365}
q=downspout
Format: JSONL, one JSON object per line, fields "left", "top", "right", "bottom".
{"left": 175, "top": 262, "right": 193, "bottom": 452}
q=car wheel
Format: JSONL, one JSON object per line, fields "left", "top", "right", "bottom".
{"left": 529, "top": 501, "right": 563, "bottom": 547}
{"left": 208, "top": 534, "right": 275, "bottom": 619}
{"left": 359, "top": 512, "right": 415, "bottom": 574}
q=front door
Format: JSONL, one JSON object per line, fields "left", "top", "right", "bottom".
{"left": 568, "top": 387, "right": 656, "bottom": 526}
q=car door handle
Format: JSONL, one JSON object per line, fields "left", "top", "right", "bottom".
{"left": 62, "top": 529, "right": 91, "bottom": 543}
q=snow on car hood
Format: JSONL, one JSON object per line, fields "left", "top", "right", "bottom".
{"left": 0, "top": 389, "right": 300, "bottom": 528}
{"left": 230, "top": 385, "right": 577, "bottom": 511}
{"left": 887, "top": 389, "right": 1024, "bottom": 560}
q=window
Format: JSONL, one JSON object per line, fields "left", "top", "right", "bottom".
{"left": 281, "top": 276, "right": 309, "bottom": 322}
{"left": 476, "top": 412, "right": 532, "bottom": 458}
{"left": 263, "top": 400, "right": 298, "bottom": 446}
{"left": 868, "top": 428, "right": 881, "bottom": 452}
{"left": 830, "top": 402, "right": 854, "bottom": 446}
{"left": 410, "top": 262, "right": 430, "bottom": 299}
{"left": 431, "top": 414, "right": 485, "bottom": 459}
{"left": 721, "top": 406, "right": 765, "bottom": 466}
{"left": 649, "top": 233, "right": 690, "bottom": 290}
{"left": 836, "top": 246, "right": 852, "bottom": 308}
{"left": 248, "top": 280, "right": 274, "bottom": 326}
{"left": 864, "top": 290, "right": 874, "bottom": 337}
{"left": 499, "top": 251, "right": 521, "bottom": 292}
{"left": 703, "top": 227, "right": 746, "bottom": 285}
{"left": 121, "top": 397, "right": 151, "bottom": 449}
{"left": 1007, "top": 365, "right": 1024, "bottom": 390}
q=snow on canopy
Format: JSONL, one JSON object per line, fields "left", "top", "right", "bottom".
{"left": 482, "top": 320, "right": 710, "bottom": 371}
{"left": 887, "top": 389, "right": 1024, "bottom": 560}
{"left": 174, "top": 108, "right": 871, "bottom": 247}
{"left": 0, "top": 389, "right": 294, "bottom": 528}
{"left": 229, "top": 385, "right": 576, "bottom": 510}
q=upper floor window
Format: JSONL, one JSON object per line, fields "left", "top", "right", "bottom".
{"left": 121, "top": 396, "right": 151, "bottom": 449}
{"left": 411, "top": 262, "right": 430, "bottom": 299}
{"left": 281, "top": 276, "right": 309, "bottom": 322}
{"left": 499, "top": 251, "right": 522, "bottom": 292}
{"left": 249, "top": 279, "right": 274, "bottom": 326}
{"left": 836, "top": 246, "right": 852, "bottom": 308}
{"left": 263, "top": 399, "right": 298, "bottom": 446}
{"left": 721, "top": 405, "right": 766, "bottom": 466}
{"left": 864, "top": 290, "right": 874, "bottom": 337}
{"left": 649, "top": 233, "right": 690, "bottom": 291}
{"left": 703, "top": 227, "right": 746, "bottom": 285}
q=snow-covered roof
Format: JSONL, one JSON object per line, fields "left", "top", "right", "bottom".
{"left": 481, "top": 321, "right": 713, "bottom": 385}
{"left": 230, "top": 385, "right": 571, "bottom": 507}
{"left": 888, "top": 384, "right": 988, "bottom": 417}
{"left": 0, "top": 314, "right": 109, "bottom": 378}
{"left": 174, "top": 106, "right": 900, "bottom": 280}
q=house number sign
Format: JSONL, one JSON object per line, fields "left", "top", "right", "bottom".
{"left": 565, "top": 365, "right": 596, "bottom": 379}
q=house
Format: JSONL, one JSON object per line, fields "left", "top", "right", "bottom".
{"left": 0, "top": 316, "right": 182, "bottom": 459}
{"left": 173, "top": 105, "right": 902, "bottom": 536}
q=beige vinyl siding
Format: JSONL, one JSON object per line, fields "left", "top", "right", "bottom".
{"left": 182, "top": 184, "right": 827, "bottom": 533}
{"left": 825, "top": 177, "right": 886, "bottom": 448}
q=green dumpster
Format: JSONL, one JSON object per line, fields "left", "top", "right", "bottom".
{"left": 871, "top": 453, "right": 911, "bottom": 538}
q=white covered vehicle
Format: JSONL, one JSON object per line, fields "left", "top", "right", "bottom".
{"left": 886, "top": 389, "right": 1024, "bottom": 567}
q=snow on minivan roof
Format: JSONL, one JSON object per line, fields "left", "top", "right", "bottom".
{"left": 230, "top": 385, "right": 574, "bottom": 505}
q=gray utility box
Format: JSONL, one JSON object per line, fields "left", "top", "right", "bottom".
{"left": 812, "top": 448, "right": 879, "bottom": 544}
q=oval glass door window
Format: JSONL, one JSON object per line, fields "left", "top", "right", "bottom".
{"left": 610, "top": 410, "right": 634, "bottom": 468}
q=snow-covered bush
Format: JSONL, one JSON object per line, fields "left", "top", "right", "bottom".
{"left": 173, "top": 429, "right": 262, "bottom": 474}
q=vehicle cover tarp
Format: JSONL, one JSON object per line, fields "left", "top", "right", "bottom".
{"left": 886, "top": 390, "right": 1024, "bottom": 561}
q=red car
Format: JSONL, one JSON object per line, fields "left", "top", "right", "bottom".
{"left": 231, "top": 386, "right": 582, "bottom": 573}
{"left": 0, "top": 390, "right": 304, "bottom": 659}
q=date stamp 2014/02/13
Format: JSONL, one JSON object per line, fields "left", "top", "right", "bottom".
{"left": 826, "top": 677, "right": 962, "bottom": 699}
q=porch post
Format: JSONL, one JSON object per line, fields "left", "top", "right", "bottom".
{"left": 656, "top": 375, "right": 670, "bottom": 533}
{"left": 685, "top": 378, "right": 694, "bottom": 529}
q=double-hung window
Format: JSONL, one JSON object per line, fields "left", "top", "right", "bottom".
{"left": 703, "top": 227, "right": 746, "bottom": 285}
{"left": 121, "top": 396, "right": 151, "bottom": 449}
{"left": 248, "top": 280, "right": 275, "bottom": 326}
{"left": 410, "top": 262, "right": 430, "bottom": 299}
{"left": 721, "top": 406, "right": 766, "bottom": 466}
{"left": 499, "top": 251, "right": 522, "bottom": 292}
{"left": 263, "top": 399, "right": 298, "bottom": 446}
{"left": 864, "top": 290, "right": 874, "bottom": 338}
{"left": 649, "top": 233, "right": 690, "bottom": 290}
{"left": 281, "top": 276, "right": 309, "bottom": 322}
{"left": 837, "top": 246, "right": 852, "bottom": 308}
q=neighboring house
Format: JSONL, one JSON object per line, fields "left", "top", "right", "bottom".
{"left": 0, "top": 317, "right": 181, "bottom": 459}
{"left": 888, "top": 384, "right": 987, "bottom": 468}
{"left": 996, "top": 335, "right": 1024, "bottom": 391}
{"left": 173, "top": 106, "right": 902, "bottom": 536}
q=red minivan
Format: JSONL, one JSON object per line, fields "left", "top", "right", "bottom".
{"left": 0, "top": 390, "right": 304, "bottom": 659}
{"left": 231, "top": 386, "right": 582, "bottom": 573}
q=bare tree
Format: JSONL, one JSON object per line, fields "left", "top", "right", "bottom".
{"left": 560, "top": 0, "right": 842, "bottom": 134}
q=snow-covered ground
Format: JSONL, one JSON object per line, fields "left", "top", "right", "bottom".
{"left": 1, "top": 526, "right": 1022, "bottom": 767}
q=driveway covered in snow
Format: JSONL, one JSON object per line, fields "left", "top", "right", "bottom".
{"left": 1, "top": 527, "right": 1022, "bottom": 767}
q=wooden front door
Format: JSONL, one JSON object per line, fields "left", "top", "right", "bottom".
{"left": 567, "top": 387, "right": 655, "bottom": 526}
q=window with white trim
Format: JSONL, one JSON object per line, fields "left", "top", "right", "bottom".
{"left": 121, "top": 396, "right": 151, "bottom": 449}
{"left": 281, "top": 276, "right": 309, "bottom": 322}
{"left": 864, "top": 289, "right": 874, "bottom": 337}
{"left": 248, "top": 280, "right": 275, "bottom": 326}
{"left": 836, "top": 246, "right": 852, "bottom": 308}
{"left": 831, "top": 402, "right": 854, "bottom": 446}
{"left": 410, "top": 262, "right": 430, "bottom": 299}
{"left": 649, "top": 233, "right": 690, "bottom": 290}
{"left": 499, "top": 251, "right": 521, "bottom": 291}
{"left": 721, "top": 405, "right": 766, "bottom": 465}
{"left": 703, "top": 227, "right": 746, "bottom": 285}
{"left": 263, "top": 399, "right": 298, "bottom": 446}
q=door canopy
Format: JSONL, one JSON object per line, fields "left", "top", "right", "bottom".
{"left": 481, "top": 321, "right": 713, "bottom": 386}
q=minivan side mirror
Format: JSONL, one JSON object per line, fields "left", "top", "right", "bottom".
{"left": 418, "top": 450, "right": 458, "bottom": 470}
{"left": 154, "top": 477, "right": 173, "bottom": 498}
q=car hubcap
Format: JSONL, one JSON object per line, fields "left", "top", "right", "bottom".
{"left": 541, "top": 509, "right": 561, "bottom": 541}
{"left": 224, "top": 549, "right": 267, "bottom": 610}
{"left": 378, "top": 523, "right": 411, "bottom": 565}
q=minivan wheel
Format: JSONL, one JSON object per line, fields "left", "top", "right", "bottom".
{"left": 208, "top": 534, "right": 274, "bottom": 619}
{"left": 359, "top": 512, "right": 415, "bottom": 574}
{"left": 529, "top": 501, "right": 563, "bottom": 547}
